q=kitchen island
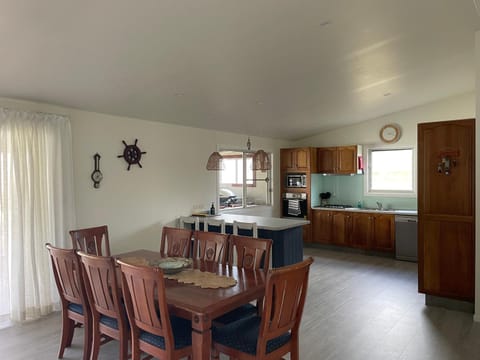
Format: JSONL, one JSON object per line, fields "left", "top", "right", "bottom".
{"left": 197, "top": 214, "right": 309, "bottom": 268}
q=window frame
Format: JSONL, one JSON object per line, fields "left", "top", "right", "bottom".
{"left": 364, "top": 145, "right": 417, "bottom": 197}
{"left": 220, "top": 154, "right": 256, "bottom": 187}
{"left": 216, "top": 148, "right": 272, "bottom": 210}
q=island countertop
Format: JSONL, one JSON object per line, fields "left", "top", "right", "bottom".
{"left": 198, "top": 214, "right": 309, "bottom": 231}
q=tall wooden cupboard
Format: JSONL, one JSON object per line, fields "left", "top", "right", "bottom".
{"left": 418, "top": 119, "right": 475, "bottom": 301}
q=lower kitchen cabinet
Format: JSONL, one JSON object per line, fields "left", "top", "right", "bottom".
{"left": 331, "top": 212, "right": 350, "bottom": 246}
{"left": 312, "top": 210, "right": 332, "bottom": 244}
{"left": 370, "top": 213, "right": 395, "bottom": 251}
{"left": 350, "top": 212, "right": 370, "bottom": 249}
{"left": 312, "top": 209, "right": 395, "bottom": 253}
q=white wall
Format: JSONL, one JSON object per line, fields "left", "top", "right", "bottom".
{"left": 0, "top": 97, "right": 290, "bottom": 253}
{"left": 295, "top": 92, "right": 475, "bottom": 148}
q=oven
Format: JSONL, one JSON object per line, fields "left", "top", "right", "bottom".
{"left": 282, "top": 193, "right": 308, "bottom": 218}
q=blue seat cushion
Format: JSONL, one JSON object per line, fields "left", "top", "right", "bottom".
{"left": 214, "top": 303, "right": 257, "bottom": 325}
{"left": 100, "top": 315, "right": 119, "bottom": 329}
{"left": 212, "top": 316, "right": 291, "bottom": 355}
{"left": 67, "top": 303, "right": 84, "bottom": 315}
{"left": 139, "top": 316, "right": 191, "bottom": 350}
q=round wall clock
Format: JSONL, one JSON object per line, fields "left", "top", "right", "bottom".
{"left": 379, "top": 124, "right": 401, "bottom": 143}
{"left": 118, "top": 139, "right": 147, "bottom": 170}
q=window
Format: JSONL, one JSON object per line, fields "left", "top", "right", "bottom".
{"left": 218, "top": 150, "right": 272, "bottom": 209}
{"left": 365, "top": 146, "right": 416, "bottom": 197}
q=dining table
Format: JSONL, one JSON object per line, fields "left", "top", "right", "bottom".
{"left": 115, "top": 249, "right": 266, "bottom": 360}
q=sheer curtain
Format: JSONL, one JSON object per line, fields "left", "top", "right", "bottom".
{"left": 0, "top": 108, "right": 75, "bottom": 324}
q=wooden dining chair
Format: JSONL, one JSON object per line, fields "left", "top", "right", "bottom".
{"left": 45, "top": 243, "right": 92, "bottom": 360}
{"left": 70, "top": 225, "right": 111, "bottom": 256}
{"left": 192, "top": 231, "right": 229, "bottom": 264}
{"left": 78, "top": 252, "right": 129, "bottom": 360}
{"left": 160, "top": 226, "right": 192, "bottom": 258}
{"left": 212, "top": 257, "right": 314, "bottom": 360}
{"left": 117, "top": 259, "right": 193, "bottom": 360}
{"left": 214, "top": 235, "right": 272, "bottom": 326}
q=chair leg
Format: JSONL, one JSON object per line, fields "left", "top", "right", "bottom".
{"left": 119, "top": 332, "right": 128, "bottom": 360}
{"left": 83, "top": 317, "right": 92, "bottom": 360}
{"left": 90, "top": 322, "right": 101, "bottom": 360}
{"left": 58, "top": 315, "right": 75, "bottom": 358}
{"left": 211, "top": 346, "right": 220, "bottom": 359}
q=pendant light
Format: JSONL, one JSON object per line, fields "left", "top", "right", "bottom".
{"left": 247, "top": 137, "right": 271, "bottom": 171}
{"left": 206, "top": 151, "right": 224, "bottom": 170}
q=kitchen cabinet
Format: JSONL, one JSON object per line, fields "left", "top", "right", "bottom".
{"left": 370, "top": 213, "right": 395, "bottom": 251}
{"left": 418, "top": 119, "right": 475, "bottom": 301}
{"left": 312, "top": 209, "right": 395, "bottom": 253}
{"left": 281, "top": 147, "right": 317, "bottom": 172}
{"left": 312, "top": 210, "right": 332, "bottom": 244}
{"left": 350, "top": 212, "right": 370, "bottom": 249}
{"left": 317, "top": 145, "right": 358, "bottom": 174}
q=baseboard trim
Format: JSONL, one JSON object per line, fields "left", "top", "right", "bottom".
{"left": 426, "top": 294, "right": 474, "bottom": 314}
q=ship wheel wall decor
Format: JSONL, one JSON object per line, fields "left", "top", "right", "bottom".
{"left": 117, "top": 139, "right": 147, "bottom": 170}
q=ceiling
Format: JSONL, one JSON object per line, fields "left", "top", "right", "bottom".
{"left": 1, "top": 1, "right": 480, "bottom": 140}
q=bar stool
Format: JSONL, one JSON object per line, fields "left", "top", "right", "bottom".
{"left": 204, "top": 218, "right": 226, "bottom": 234}
{"left": 232, "top": 220, "right": 258, "bottom": 238}
{"left": 179, "top": 216, "right": 200, "bottom": 231}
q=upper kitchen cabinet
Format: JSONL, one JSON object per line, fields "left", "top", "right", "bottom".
{"left": 317, "top": 145, "right": 360, "bottom": 174}
{"left": 418, "top": 118, "right": 475, "bottom": 302}
{"left": 280, "top": 147, "right": 317, "bottom": 173}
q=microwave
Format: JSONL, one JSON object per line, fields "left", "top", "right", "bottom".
{"left": 286, "top": 173, "right": 307, "bottom": 188}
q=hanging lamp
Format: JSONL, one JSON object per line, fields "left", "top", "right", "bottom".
{"left": 205, "top": 151, "right": 224, "bottom": 170}
{"left": 253, "top": 149, "right": 271, "bottom": 171}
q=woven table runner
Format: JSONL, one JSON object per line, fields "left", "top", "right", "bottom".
{"left": 165, "top": 269, "right": 237, "bottom": 289}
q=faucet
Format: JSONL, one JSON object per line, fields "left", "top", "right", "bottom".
{"left": 376, "top": 201, "right": 383, "bottom": 210}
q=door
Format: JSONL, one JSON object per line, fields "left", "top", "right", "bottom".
{"left": 331, "top": 212, "right": 349, "bottom": 246}
{"left": 370, "top": 214, "right": 394, "bottom": 251}
{"left": 337, "top": 146, "right": 357, "bottom": 174}
{"left": 317, "top": 147, "right": 336, "bottom": 173}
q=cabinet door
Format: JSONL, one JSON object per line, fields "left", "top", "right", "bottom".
{"left": 312, "top": 210, "right": 332, "bottom": 244}
{"left": 350, "top": 212, "right": 371, "bottom": 249}
{"left": 317, "top": 147, "right": 336, "bottom": 173}
{"left": 294, "top": 148, "right": 310, "bottom": 171}
{"left": 371, "top": 214, "right": 394, "bottom": 252}
{"left": 280, "top": 149, "right": 295, "bottom": 171}
{"left": 336, "top": 146, "right": 357, "bottom": 174}
{"left": 419, "top": 218, "right": 474, "bottom": 300}
{"left": 331, "top": 212, "right": 349, "bottom": 246}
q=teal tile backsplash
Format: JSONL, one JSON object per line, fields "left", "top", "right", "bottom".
{"left": 311, "top": 174, "right": 417, "bottom": 210}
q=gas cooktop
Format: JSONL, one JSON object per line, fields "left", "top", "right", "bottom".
{"left": 315, "top": 204, "right": 353, "bottom": 209}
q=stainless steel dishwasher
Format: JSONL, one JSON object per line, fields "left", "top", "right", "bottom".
{"left": 395, "top": 215, "right": 418, "bottom": 262}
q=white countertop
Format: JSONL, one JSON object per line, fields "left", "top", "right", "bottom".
{"left": 312, "top": 206, "right": 417, "bottom": 216}
{"left": 198, "top": 214, "right": 310, "bottom": 231}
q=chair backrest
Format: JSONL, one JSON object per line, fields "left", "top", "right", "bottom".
{"left": 78, "top": 251, "right": 127, "bottom": 327}
{"left": 179, "top": 216, "right": 200, "bottom": 231}
{"left": 45, "top": 243, "right": 89, "bottom": 309}
{"left": 193, "top": 231, "right": 229, "bottom": 263}
{"left": 117, "top": 260, "right": 176, "bottom": 352}
{"left": 232, "top": 220, "right": 258, "bottom": 238}
{"left": 204, "top": 218, "right": 226, "bottom": 234}
{"left": 160, "top": 226, "right": 192, "bottom": 257}
{"left": 70, "top": 225, "right": 111, "bottom": 256}
{"left": 228, "top": 235, "right": 272, "bottom": 271}
{"left": 257, "top": 257, "right": 313, "bottom": 356}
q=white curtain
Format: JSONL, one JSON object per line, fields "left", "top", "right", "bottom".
{"left": 0, "top": 108, "right": 75, "bottom": 324}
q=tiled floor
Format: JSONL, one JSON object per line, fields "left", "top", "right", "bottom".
{"left": 0, "top": 247, "right": 479, "bottom": 359}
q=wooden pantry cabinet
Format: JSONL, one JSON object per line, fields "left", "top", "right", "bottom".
{"left": 317, "top": 145, "right": 358, "bottom": 174}
{"left": 418, "top": 119, "right": 475, "bottom": 301}
{"left": 312, "top": 209, "right": 395, "bottom": 253}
